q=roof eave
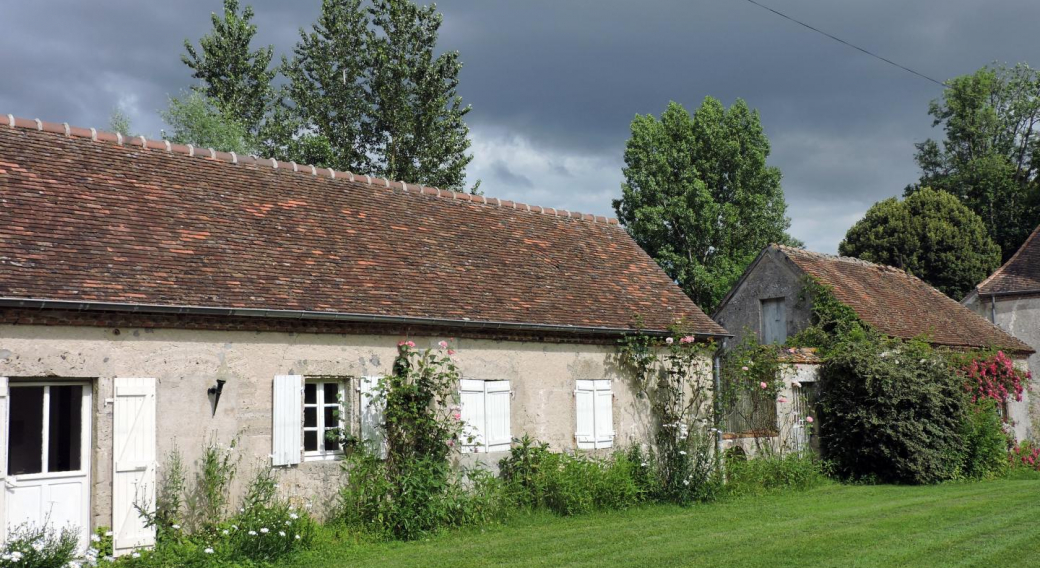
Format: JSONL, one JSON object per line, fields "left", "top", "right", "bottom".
{"left": 0, "top": 297, "right": 731, "bottom": 339}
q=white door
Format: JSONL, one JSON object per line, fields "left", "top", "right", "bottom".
{"left": 3, "top": 381, "right": 92, "bottom": 550}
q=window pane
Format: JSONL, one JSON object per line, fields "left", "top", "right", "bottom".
{"left": 324, "top": 383, "right": 340, "bottom": 405}
{"left": 48, "top": 385, "right": 83, "bottom": 472}
{"left": 324, "top": 407, "right": 338, "bottom": 427}
{"left": 304, "top": 383, "right": 317, "bottom": 405}
{"left": 304, "top": 407, "right": 317, "bottom": 428}
{"left": 303, "top": 430, "right": 318, "bottom": 452}
{"left": 324, "top": 430, "right": 340, "bottom": 452}
{"left": 8, "top": 386, "right": 44, "bottom": 475}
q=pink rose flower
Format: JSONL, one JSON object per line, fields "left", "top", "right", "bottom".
{"left": 741, "top": 366, "right": 749, "bottom": 371}
{"left": 680, "top": 336, "right": 695, "bottom": 344}
{"left": 759, "top": 382, "right": 768, "bottom": 389}
{"left": 777, "top": 397, "right": 788, "bottom": 403}
{"left": 447, "top": 349, "right": 456, "bottom": 356}
{"left": 665, "top": 337, "right": 674, "bottom": 345}
{"left": 438, "top": 340, "right": 448, "bottom": 349}
{"left": 805, "top": 416, "right": 814, "bottom": 423}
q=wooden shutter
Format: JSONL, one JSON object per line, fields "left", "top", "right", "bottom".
{"left": 594, "top": 380, "right": 614, "bottom": 448}
{"left": 359, "top": 377, "right": 386, "bottom": 458}
{"left": 272, "top": 375, "right": 302, "bottom": 467}
{"left": 0, "top": 377, "right": 7, "bottom": 530}
{"left": 459, "top": 379, "right": 486, "bottom": 452}
{"left": 575, "top": 380, "right": 596, "bottom": 449}
{"left": 484, "top": 381, "right": 511, "bottom": 452}
{"left": 112, "top": 378, "right": 156, "bottom": 555}
{"left": 762, "top": 298, "right": 787, "bottom": 344}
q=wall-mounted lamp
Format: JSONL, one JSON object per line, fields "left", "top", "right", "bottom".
{"left": 208, "top": 379, "right": 227, "bottom": 416}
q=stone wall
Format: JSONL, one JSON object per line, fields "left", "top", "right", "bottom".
{"left": 0, "top": 323, "right": 712, "bottom": 530}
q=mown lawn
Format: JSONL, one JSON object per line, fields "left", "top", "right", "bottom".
{"left": 290, "top": 480, "right": 1040, "bottom": 568}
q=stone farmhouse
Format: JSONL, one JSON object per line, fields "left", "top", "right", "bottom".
{"left": 0, "top": 116, "right": 728, "bottom": 553}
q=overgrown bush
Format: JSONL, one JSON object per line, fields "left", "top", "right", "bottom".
{"left": 723, "top": 451, "right": 828, "bottom": 496}
{"left": 818, "top": 337, "right": 967, "bottom": 484}
{"left": 498, "top": 436, "right": 648, "bottom": 515}
{"left": 958, "top": 398, "right": 1011, "bottom": 480}
{"left": 0, "top": 522, "right": 78, "bottom": 568}
{"left": 130, "top": 445, "right": 315, "bottom": 566}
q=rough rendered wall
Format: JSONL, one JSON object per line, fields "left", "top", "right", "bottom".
{"left": 0, "top": 324, "right": 709, "bottom": 530}
{"left": 721, "top": 363, "right": 819, "bottom": 456}
{"left": 964, "top": 295, "right": 1040, "bottom": 440}
{"left": 713, "top": 250, "right": 812, "bottom": 347}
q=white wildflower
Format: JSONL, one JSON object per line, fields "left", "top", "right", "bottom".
{"left": 91, "top": 534, "right": 102, "bottom": 543}
{"left": 289, "top": 513, "right": 299, "bottom": 520}
{"left": 248, "top": 530, "right": 257, "bottom": 536}
{"left": 171, "top": 524, "right": 180, "bottom": 530}
{"left": 222, "top": 529, "right": 230, "bottom": 536}
{"left": 295, "top": 535, "right": 301, "bottom": 540}
{"left": 203, "top": 548, "right": 214, "bottom": 554}
{"left": 279, "top": 531, "right": 286, "bottom": 537}
{"left": 131, "top": 553, "right": 141, "bottom": 559}
{"left": 260, "top": 527, "right": 270, "bottom": 534}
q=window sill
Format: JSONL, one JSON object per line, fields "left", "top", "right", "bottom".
{"left": 722, "top": 430, "right": 779, "bottom": 440}
{"left": 303, "top": 452, "right": 344, "bottom": 463}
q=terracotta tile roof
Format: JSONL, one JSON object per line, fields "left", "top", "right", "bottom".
{"left": 0, "top": 116, "right": 726, "bottom": 336}
{"left": 775, "top": 245, "right": 1033, "bottom": 354}
{"left": 975, "top": 224, "right": 1040, "bottom": 296}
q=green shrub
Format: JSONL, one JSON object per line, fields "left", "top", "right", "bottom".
{"left": 724, "top": 453, "right": 829, "bottom": 496}
{"left": 818, "top": 337, "right": 967, "bottom": 484}
{"left": 129, "top": 454, "right": 315, "bottom": 566}
{"left": 958, "top": 399, "right": 1011, "bottom": 480}
{"left": 0, "top": 522, "right": 78, "bottom": 568}
{"left": 338, "top": 450, "right": 505, "bottom": 540}
{"left": 499, "top": 437, "right": 645, "bottom": 516}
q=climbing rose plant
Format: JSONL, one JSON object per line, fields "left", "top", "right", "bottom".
{"left": 617, "top": 329, "right": 719, "bottom": 503}
{"left": 961, "top": 351, "right": 1028, "bottom": 409}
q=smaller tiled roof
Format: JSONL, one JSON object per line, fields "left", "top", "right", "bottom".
{"left": 976, "top": 224, "right": 1040, "bottom": 296}
{"left": 776, "top": 245, "right": 1033, "bottom": 354}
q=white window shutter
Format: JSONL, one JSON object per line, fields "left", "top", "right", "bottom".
{"left": 594, "top": 380, "right": 614, "bottom": 449}
{"left": 272, "top": 375, "right": 303, "bottom": 467}
{"left": 484, "top": 381, "right": 511, "bottom": 452}
{"left": 575, "top": 380, "right": 596, "bottom": 449}
{"left": 112, "top": 378, "right": 156, "bottom": 555}
{"left": 0, "top": 377, "right": 7, "bottom": 493}
{"left": 359, "top": 376, "right": 386, "bottom": 458}
{"left": 459, "top": 379, "right": 486, "bottom": 452}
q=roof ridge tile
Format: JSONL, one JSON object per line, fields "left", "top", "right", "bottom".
{"left": 4, "top": 114, "right": 620, "bottom": 226}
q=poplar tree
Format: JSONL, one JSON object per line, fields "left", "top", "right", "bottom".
{"left": 182, "top": 0, "right": 276, "bottom": 135}
{"left": 280, "top": 0, "right": 472, "bottom": 190}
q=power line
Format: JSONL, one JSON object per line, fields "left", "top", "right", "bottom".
{"left": 740, "top": 0, "right": 947, "bottom": 88}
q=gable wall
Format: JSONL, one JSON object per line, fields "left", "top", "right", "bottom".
{"left": 714, "top": 249, "right": 813, "bottom": 347}
{"left": 965, "top": 294, "right": 1040, "bottom": 439}
{"left": 0, "top": 322, "right": 709, "bottom": 531}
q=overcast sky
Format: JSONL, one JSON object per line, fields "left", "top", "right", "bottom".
{"left": 3, "top": 1, "right": 1039, "bottom": 253}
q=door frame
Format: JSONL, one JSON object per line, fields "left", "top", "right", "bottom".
{"left": 2, "top": 379, "right": 93, "bottom": 548}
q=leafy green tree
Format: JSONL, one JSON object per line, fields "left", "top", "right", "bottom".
{"left": 161, "top": 91, "right": 256, "bottom": 155}
{"left": 279, "top": 0, "right": 472, "bottom": 190}
{"left": 182, "top": 0, "right": 275, "bottom": 135}
{"left": 613, "top": 99, "right": 796, "bottom": 313}
{"left": 108, "top": 108, "right": 134, "bottom": 137}
{"left": 277, "top": 0, "right": 374, "bottom": 174}
{"left": 839, "top": 188, "right": 1001, "bottom": 300}
{"left": 911, "top": 63, "right": 1040, "bottom": 259}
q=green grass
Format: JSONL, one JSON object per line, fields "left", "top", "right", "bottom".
{"left": 289, "top": 480, "right": 1040, "bottom": 568}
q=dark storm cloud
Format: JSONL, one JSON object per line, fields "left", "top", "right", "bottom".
{"left": 3, "top": 1, "right": 1040, "bottom": 252}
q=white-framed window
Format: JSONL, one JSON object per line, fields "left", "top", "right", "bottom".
{"left": 459, "top": 379, "right": 511, "bottom": 453}
{"left": 272, "top": 375, "right": 383, "bottom": 466}
{"left": 303, "top": 379, "right": 347, "bottom": 461}
{"left": 575, "top": 380, "right": 614, "bottom": 449}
